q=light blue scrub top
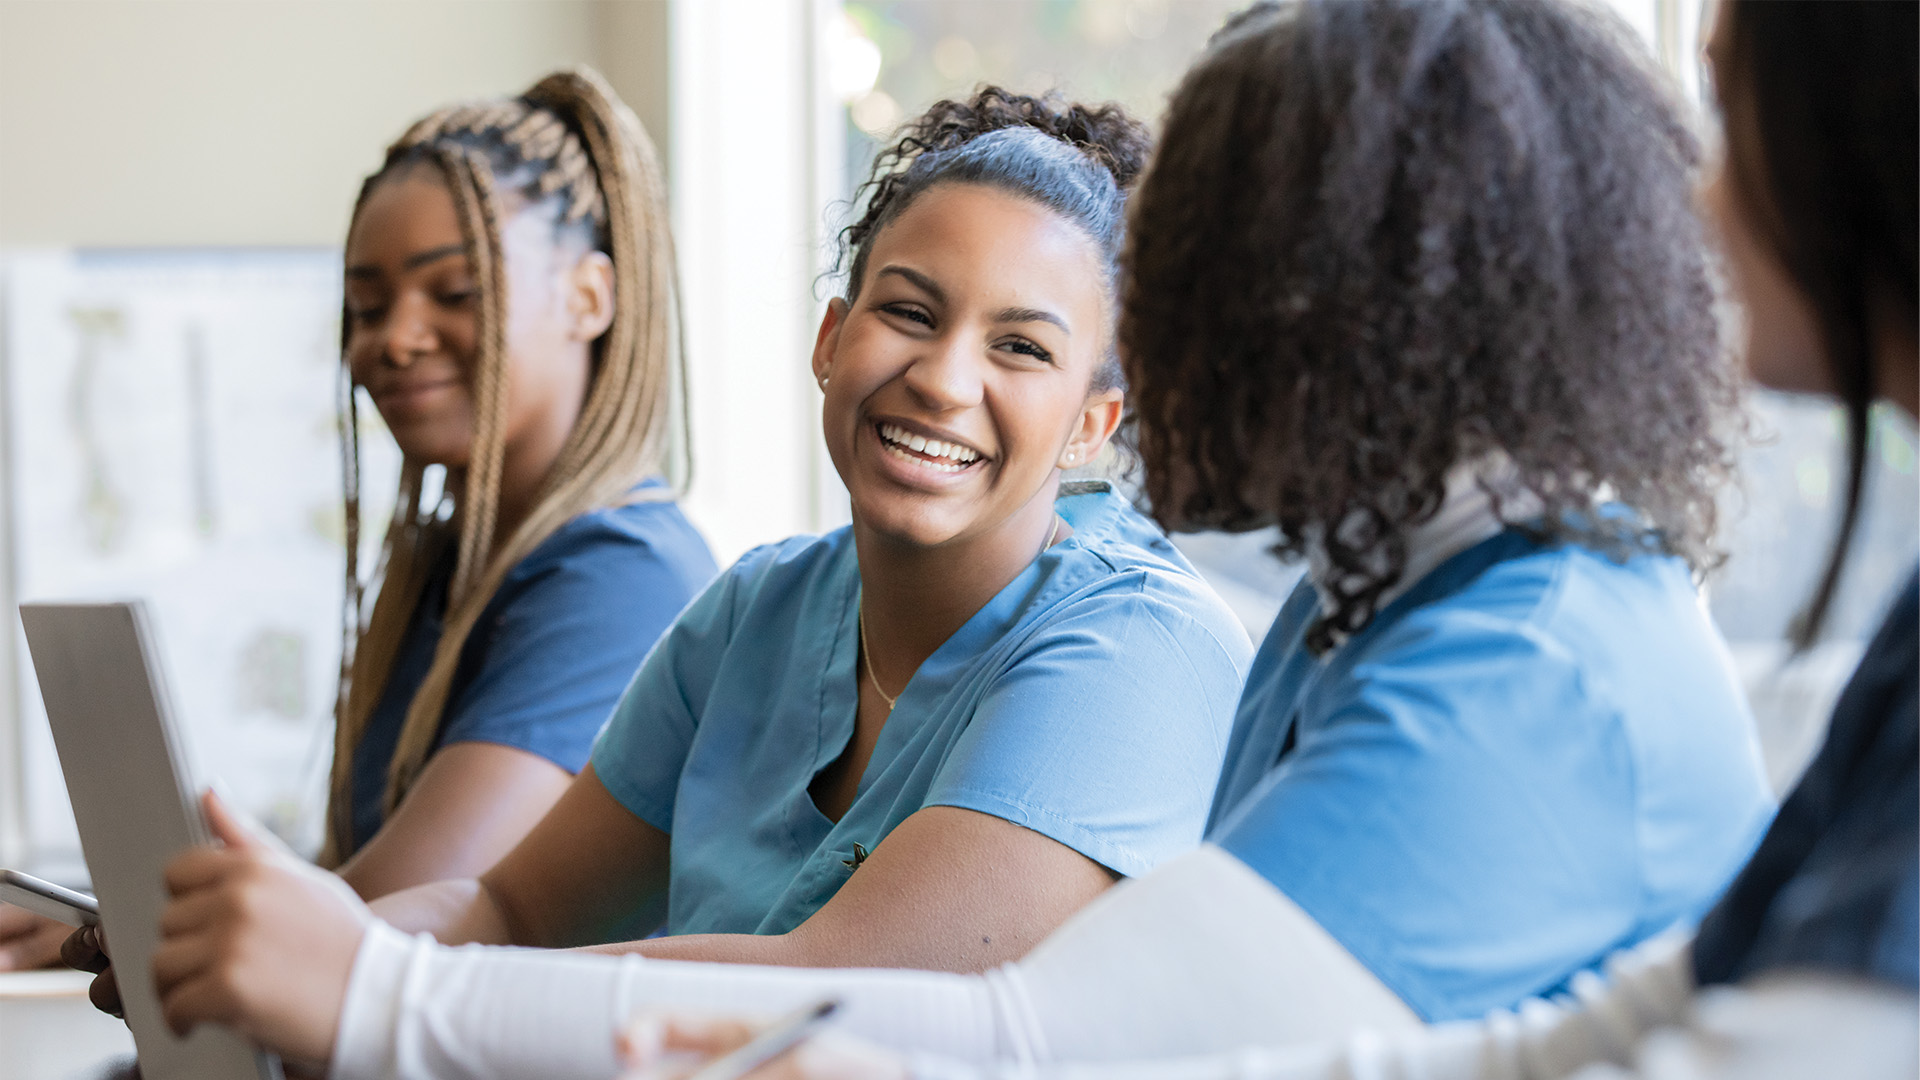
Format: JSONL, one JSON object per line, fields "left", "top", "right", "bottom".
{"left": 1207, "top": 530, "right": 1775, "bottom": 1022}
{"left": 591, "top": 483, "right": 1253, "bottom": 936}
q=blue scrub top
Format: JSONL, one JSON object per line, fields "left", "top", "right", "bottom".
{"left": 590, "top": 483, "right": 1253, "bottom": 937}
{"left": 1207, "top": 530, "right": 1775, "bottom": 1022}
{"left": 348, "top": 496, "right": 718, "bottom": 854}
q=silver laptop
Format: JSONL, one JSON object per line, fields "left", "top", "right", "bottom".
{"left": 20, "top": 601, "right": 283, "bottom": 1080}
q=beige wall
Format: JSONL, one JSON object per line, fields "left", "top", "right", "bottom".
{"left": 0, "top": 0, "right": 671, "bottom": 248}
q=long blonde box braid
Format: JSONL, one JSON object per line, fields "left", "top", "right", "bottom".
{"left": 321, "top": 68, "right": 687, "bottom": 866}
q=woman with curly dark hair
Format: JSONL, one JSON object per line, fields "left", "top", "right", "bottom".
{"left": 131, "top": 86, "right": 1253, "bottom": 1069}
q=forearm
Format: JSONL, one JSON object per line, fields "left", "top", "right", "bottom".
{"left": 585, "top": 931, "right": 810, "bottom": 965}
{"left": 908, "top": 932, "right": 1699, "bottom": 1080}
{"left": 328, "top": 845, "right": 1412, "bottom": 1079}
{"left": 587, "top": 923, "right": 952, "bottom": 969}
{"left": 332, "top": 922, "right": 1011, "bottom": 1080}
{"left": 367, "top": 878, "right": 512, "bottom": 945}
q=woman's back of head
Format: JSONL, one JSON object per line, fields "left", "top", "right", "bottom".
{"left": 1123, "top": 0, "right": 1737, "bottom": 650}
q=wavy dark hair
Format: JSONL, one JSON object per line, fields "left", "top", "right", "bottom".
{"left": 838, "top": 86, "right": 1152, "bottom": 391}
{"left": 1123, "top": 0, "right": 1739, "bottom": 652}
{"left": 1715, "top": 0, "right": 1918, "bottom": 649}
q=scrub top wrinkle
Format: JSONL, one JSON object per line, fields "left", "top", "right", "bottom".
{"left": 592, "top": 484, "right": 1252, "bottom": 937}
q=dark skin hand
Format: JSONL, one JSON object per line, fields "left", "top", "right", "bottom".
{"left": 62, "top": 922, "right": 118, "bottom": 1016}
{"left": 0, "top": 904, "right": 71, "bottom": 971}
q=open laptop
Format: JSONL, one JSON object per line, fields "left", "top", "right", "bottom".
{"left": 20, "top": 601, "right": 283, "bottom": 1080}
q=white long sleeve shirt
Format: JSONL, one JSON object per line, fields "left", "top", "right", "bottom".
{"left": 330, "top": 847, "right": 1418, "bottom": 1079}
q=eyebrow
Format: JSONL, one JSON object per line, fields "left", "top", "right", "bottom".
{"left": 875, "top": 265, "right": 1071, "bottom": 334}
{"left": 875, "top": 265, "right": 945, "bottom": 304}
{"left": 991, "top": 305, "right": 1070, "bottom": 335}
{"left": 344, "top": 243, "right": 468, "bottom": 280}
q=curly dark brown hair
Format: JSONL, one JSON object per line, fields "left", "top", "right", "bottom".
{"left": 1122, "top": 0, "right": 1741, "bottom": 652}
{"left": 838, "top": 87, "right": 1152, "bottom": 391}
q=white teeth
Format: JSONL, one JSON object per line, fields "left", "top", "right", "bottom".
{"left": 878, "top": 422, "right": 981, "bottom": 467}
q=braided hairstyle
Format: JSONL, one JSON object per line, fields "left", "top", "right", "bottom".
{"left": 839, "top": 86, "right": 1151, "bottom": 392}
{"left": 320, "top": 67, "right": 686, "bottom": 866}
{"left": 1123, "top": 0, "right": 1739, "bottom": 653}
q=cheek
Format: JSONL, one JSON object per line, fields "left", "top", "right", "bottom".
{"left": 1705, "top": 171, "right": 1831, "bottom": 395}
{"left": 986, "top": 383, "right": 1074, "bottom": 472}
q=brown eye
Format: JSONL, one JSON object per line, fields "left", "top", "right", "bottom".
{"left": 998, "top": 338, "right": 1054, "bottom": 365}
{"left": 881, "top": 303, "right": 933, "bottom": 327}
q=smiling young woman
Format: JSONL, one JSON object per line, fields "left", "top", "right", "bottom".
{"left": 129, "top": 88, "right": 1251, "bottom": 1069}
{"left": 364, "top": 91, "right": 1251, "bottom": 972}
{"left": 321, "top": 70, "right": 718, "bottom": 898}
{"left": 53, "top": 67, "right": 722, "bottom": 1015}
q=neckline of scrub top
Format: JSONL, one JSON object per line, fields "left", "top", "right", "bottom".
{"left": 807, "top": 482, "right": 1135, "bottom": 818}
{"left": 1314, "top": 527, "right": 1546, "bottom": 670}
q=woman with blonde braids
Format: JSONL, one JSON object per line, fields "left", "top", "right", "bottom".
{"left": 313, "top": 66, "right": 714, "bottom": 901}
{"left": 56, "top": 66, "right": 716, "bottom": 1009}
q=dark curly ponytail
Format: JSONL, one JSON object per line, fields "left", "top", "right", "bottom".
{"left": 838, "top": 87, "right": 1151, "bottom": 390}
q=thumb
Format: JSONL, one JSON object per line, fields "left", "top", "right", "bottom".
{"left": 200, "top": 788, "right": 286, "bottom": 856}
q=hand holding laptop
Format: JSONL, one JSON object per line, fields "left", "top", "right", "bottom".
{"left": 149, "top": 790, "right": 373, "bottom": 1071}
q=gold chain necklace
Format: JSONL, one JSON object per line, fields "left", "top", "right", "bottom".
{"left": 860, "top": 514, "right": 1062, "bottom": 712}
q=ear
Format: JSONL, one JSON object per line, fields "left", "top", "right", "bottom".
{"left": 811, "top": 298, "right": 850, "bottom": 391}
{"left": 563, "top": 250, "right": 617, "bottom": 342}
{"left": 1059, "top": 386, "right": 1124, "bottom": 471}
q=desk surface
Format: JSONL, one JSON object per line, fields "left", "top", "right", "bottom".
{"left": 0, "top": 971, "right": 137, "bottom": 1080}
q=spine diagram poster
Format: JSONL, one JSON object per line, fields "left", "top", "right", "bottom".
{"left": 1, "top": 249, "right": 396, "bottom": 867}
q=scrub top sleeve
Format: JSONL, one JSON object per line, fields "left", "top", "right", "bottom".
{"left": 925, "top": 587, "right": 1248, "bottom": 878}
{"left": 588, "top": 561, "right": 744, "bottom": 834}
{"left": 437, "top": 533, "right": 711, "bottom": 776}
{"left": 1208, "top": 615, "right": 1636, "bottom": 1021}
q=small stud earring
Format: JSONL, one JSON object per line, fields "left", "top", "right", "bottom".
{"left": 1065, "top": 451, "right": 1076, "bottom": 464}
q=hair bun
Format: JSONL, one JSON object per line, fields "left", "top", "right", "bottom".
{"left": 892, "top": 86, "right": 1150, "bottom": 190}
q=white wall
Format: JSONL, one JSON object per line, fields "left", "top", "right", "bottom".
{"left": 0, "top": 0, "right": 670, "bottom": 248}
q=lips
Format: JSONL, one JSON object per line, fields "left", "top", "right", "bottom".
{"left": 372, "top": 377, "right": 460, "bottom": 410}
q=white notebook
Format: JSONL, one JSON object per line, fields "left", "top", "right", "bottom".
{"left": 21, "top": 601, "right": 282, "bottom": 1080}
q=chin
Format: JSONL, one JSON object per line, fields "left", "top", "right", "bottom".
{"left": 849, "top": 491, "right": 972, "bottom": 549}
{"left": 387, "top": 433, "right": 472, "bottom": 468}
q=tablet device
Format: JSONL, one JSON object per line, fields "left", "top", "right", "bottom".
{"left": 21, "top": 601, "right": 283, "bottom": 1080}
{"left": 0, "top": 867, "right": 99, "bottom": 927}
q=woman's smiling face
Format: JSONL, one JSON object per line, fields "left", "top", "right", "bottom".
{"left": 814, "top": 183, "right": 1121, "bottom": 550}
{"left": 342, "top": 168, "right": 603, "bottom": 467}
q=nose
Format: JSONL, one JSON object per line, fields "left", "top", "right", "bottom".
{"left": 901, "top": 330, "right": 985, "bottom": 412}
{"left": 379, "top": 292, "right": 438, "bottom": 368}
